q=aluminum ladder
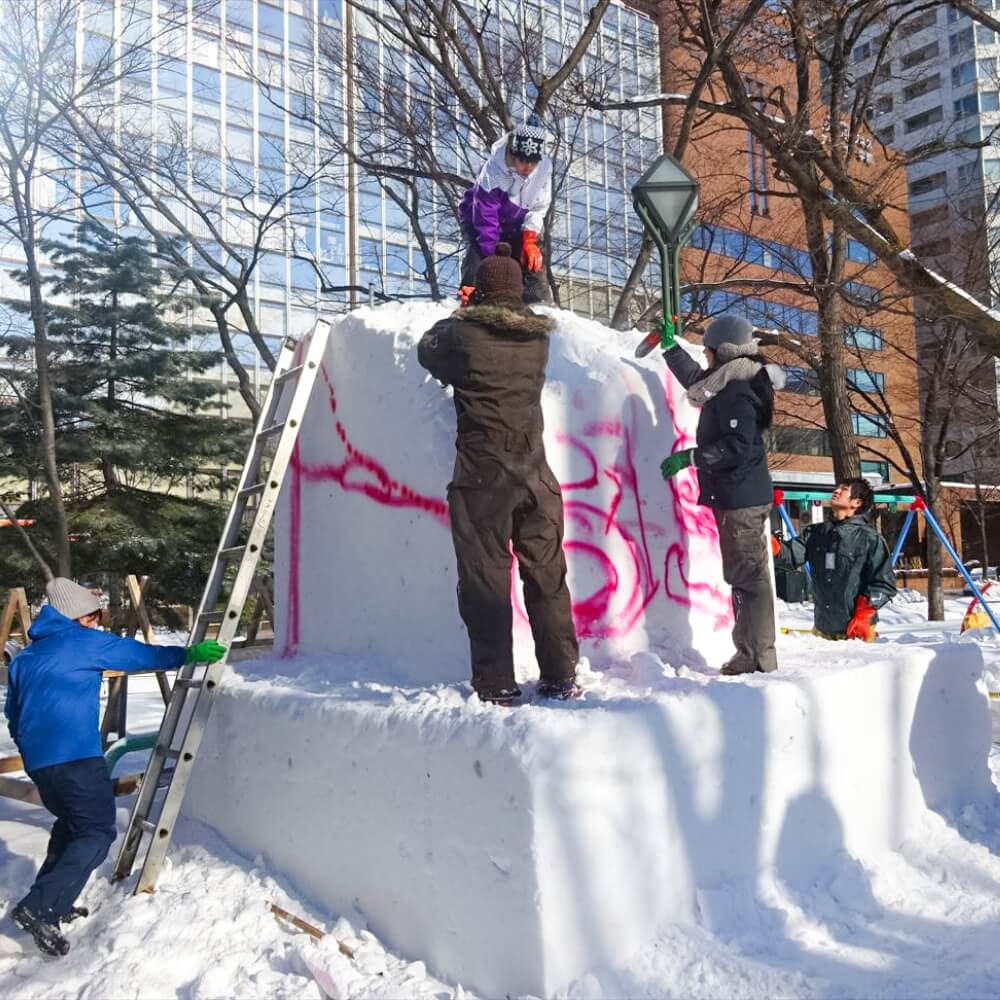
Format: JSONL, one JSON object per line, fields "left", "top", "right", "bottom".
{"left": 112, "top": 319, "right": 330, "bottom": 893}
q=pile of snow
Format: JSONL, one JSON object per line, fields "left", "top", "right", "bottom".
{"left": 274, "top": 301, "right": 734, "bottom": 684}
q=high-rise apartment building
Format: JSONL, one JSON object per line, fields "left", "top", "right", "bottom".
{"left": 844, "top": 1, "right": 1000, "bottom": 487}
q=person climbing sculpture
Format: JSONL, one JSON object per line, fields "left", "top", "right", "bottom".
{"left": 457, "top": 113, "right": 552, "bottom": 307}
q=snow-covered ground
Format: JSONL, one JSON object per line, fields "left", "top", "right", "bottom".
{"left": 3, "top": 603, "right": 1000, "bottom": 998}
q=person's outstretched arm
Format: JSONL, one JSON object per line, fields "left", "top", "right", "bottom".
{"left": 89, "top": 632, "right": 187, "bottom": 673}
{"left": 663, "top": 343, "right": 705, "bottom": 389}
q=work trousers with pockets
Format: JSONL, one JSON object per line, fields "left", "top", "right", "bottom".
{"left": 449, "top": 456, "right": 578, "bottom": 698}
{"left": 713, "top": 504, "right": 778, "bottom": 673}
{"left": 460, "top": 228, "right": 548, "bottom": 305}
{"left": 20, "top": 756, "right": 116, "bottom": 922}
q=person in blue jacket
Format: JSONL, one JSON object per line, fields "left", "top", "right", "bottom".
{"left": 4, "top": 577, "right": 225, "bottom": 957}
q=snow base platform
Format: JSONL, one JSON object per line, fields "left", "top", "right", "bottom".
{"left": 184, "top": 642, "right": 993, "bottom": 998}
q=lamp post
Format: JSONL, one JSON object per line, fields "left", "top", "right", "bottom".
{"left": 631, "top": 154, "right": 700, "bottom": 357}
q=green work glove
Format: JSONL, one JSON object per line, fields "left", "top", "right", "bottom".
{"left": 185, "top": 640, "right": 227, "bottom": 665}
{"left": 659, "top": 314, "right": 677, "bottom": 352}
{"left": 660, "top": 449, "right": 694, "bottom": 480}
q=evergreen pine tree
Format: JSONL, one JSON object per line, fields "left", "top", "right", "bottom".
{"left": 0, "top": 220, "right": 248, "bottom": 600}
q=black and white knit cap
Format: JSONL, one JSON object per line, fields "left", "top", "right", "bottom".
{"left": 510, "top": 113, "right": 547, "bottom": 162}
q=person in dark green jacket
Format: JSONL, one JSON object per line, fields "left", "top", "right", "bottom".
{"left": 774, "top": 478, "right": 896, "bottom": 639}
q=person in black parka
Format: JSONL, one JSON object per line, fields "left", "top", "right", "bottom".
{"left": 659, "top": 314, "right": 785, "bottom": 675}
{"left": 418, "top": 243, "right": 579, "bottom": 705}
{"left": 774, "top": 478, "right": 896, "bottom": 639}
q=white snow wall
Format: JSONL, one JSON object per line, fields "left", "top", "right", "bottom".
{"left": 185, "top": 643, "right": 996, "bottom": 998}
{"left": 273, "top": 303, "right": 735, "bottom": 684}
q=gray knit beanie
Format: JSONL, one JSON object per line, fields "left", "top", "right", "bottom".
{"left": 703, "top": 314, "right": 754, "bottom": 350}
{"left": 46, "top": 578, "right": 101, "bottom": 620}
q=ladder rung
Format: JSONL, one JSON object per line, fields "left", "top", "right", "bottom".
{"left": 256, "top": 421, "right": 286, "bottom": 440}
{"left": 274, "top": 363, "right": 305, "bottom": 386}
{"left": 197, "top": 611, "right": 225, "bottom": 626}
{"left": 173, "top": 677, "right": 203, "bottom": 690}
{"left": 219, "top": 545, "right": 245, "bottom": 561}
{"left": 164, "top": 748, "right": 181, "bottom": 760}
{"left": 237, "top": 483, "right": 266, "bottom": 502}
{"left": 139, "top": 819, "right": 156, "bottom": 835}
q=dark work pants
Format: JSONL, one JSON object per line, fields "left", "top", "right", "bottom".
{"left": 460, "top": 228, "right": 549, "bottom": 305}
{"left": 449, "top": 460, "right": 579, "bottom": 697}
{"left": 21, "top": 757, "right": 116, "bottom": 922}
{"left": 713, "top": 505, "right": 778, "bottom": 673}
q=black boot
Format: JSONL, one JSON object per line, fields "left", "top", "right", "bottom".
{"left": 476, "top": 685, "right": 522, "bottom": 707}
{"left": 59, "top": 906, "right": 89, "bottom": 925}
{"left": 536, "top": 679, "right": 583, "bottom": 700}
{"left": 11, "top": 903, "right": 70, "bottom": 957}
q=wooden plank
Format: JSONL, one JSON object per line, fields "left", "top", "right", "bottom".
{"left": 125, "top": 575, "right": 156, "bottom": 645}
{"left": 0, "top": 588, "right": 30, "bottom": 651}
{"left": 0, "top": 754, "right": 23, "bottom": 774}
{"left": 0, "top": 772, "right": 143, "bottom": 806}
{"left": 0, "top": 775, "right": 40, "bottom": 805}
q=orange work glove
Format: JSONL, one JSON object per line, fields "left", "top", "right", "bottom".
{"left": 458, "top": 285, "right": 475, "bottom": 306}
{"left": 520, "top": 230, "right": 543, "bottom": 272}
{"left": 771, "top": 534, "right": 782, "bottom": 558}
{"left": 845, "top": 595, "right": 877, "bottom": 641}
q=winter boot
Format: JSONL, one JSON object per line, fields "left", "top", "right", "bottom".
{"left": 477, "top": 685, "right": 522, "bottom": 707}
{"left": 59, "top": 906, "right": 89, "bottom": 925}
{"left": 719, "top": 657, "right": 756, "bottom": 676}
{"left": 536, "top": 679, "right": 583, "bottom": 700}
{"left": 11, "top": 903, "right": 70, "bottom": 957}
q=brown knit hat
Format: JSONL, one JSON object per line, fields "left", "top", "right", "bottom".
{"left": 474, "top": 242, "right": 523, "bottom": 305}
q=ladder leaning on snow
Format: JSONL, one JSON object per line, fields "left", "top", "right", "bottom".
{"left": 112, "top": 319, "right": 331, "bottom": 894}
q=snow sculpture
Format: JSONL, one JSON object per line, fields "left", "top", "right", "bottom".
{"left": 274, "top": 302, "right": 734, "bottom": 683}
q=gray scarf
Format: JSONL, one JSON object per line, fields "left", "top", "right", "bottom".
{"left": 686, "top": 340, "right": 786, "bottom": 408}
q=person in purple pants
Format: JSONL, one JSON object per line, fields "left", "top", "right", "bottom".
{"left": 457, "top": 114, "right": 552, "bottom": 306}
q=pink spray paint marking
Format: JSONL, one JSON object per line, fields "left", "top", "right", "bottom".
{"left": 285, "top": 342, "right": 733, "bottom": 654}
{"left": 660, "top": 372, "right": 734, "bottom": 627}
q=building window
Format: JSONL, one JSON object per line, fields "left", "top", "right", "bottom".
{"left": 782, "top": 367, "right": 820, "bottom": 394}
{"left": 860, "top": 459, "right": 890, "bottom": 483}
{"left": 845, "top": 324, "right": 884, "bottom": 351}
{"left": 982, "top": 91, "right": 1000, "bottom": 112}
{"left": 901, "top": 41, "right": 939, "bottom": 69}
{"left": 958, "top": 160, "right": 981, "bottom": 186}
{"left": 848, "top": 368, "right": 886, "bottom": 394}
{"left": 852, "top": 412, "right": 889, "bottom": 438}
{"left": 771, "top": 426, "right": 832, "bottom": 456}
{"left": 844, "top": 279, "right": 881, "bottom": 306}
{"left": 846, "top": 239, "right": 876, "bottom": 263}
{"left": 909, "top": 171, "right": 946, "bottom": 196}
{"left": 952, "top": 61, "right": 976, "bottom": 87}
{"left": 950, "top": 27, "right": 975, "bottom": 55}
{"left": 903, "top": 74, "right": 940, "bottom": 102}
{"left": 954, "top": 94, "right": 979, "bottom": 118}
{"left": 900, "top": 9, "right": 937, "bottom": 37}
{"left": 904, "top": 106, "right": 943, "bottom": 132}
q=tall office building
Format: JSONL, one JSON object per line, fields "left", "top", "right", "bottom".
{"left": 0, "top": 0, "right": 664, "bottom": 397}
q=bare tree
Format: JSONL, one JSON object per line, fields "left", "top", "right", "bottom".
{"left": 0, "top": 0, "right": 176, "bottom": 574}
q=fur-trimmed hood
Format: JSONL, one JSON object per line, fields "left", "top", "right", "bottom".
{"left": 461, "top": 303, "right": 555, "bottom": 340}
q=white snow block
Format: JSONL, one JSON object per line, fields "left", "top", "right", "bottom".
{"left": 273, "top": 303, "right": 735, "bottom": 686}
{"left": 184, "top": 641, "right": 993, "bottom": 998}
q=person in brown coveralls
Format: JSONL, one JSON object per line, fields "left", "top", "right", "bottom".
{"left": 418, "top": 242, "right": 580, "bottom": 706}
